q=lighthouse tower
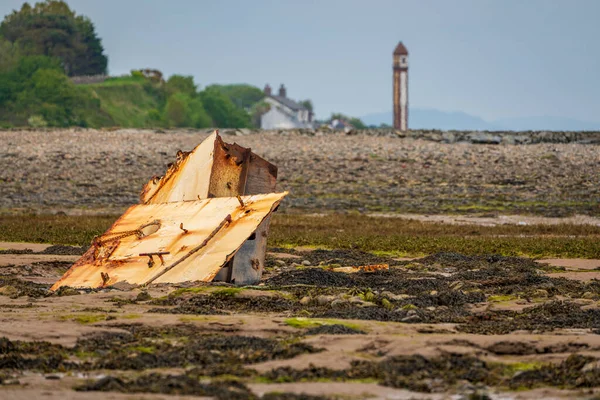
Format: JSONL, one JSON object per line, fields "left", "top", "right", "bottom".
{"left": 393, "top": 42, "right": 409, "bottom": 131}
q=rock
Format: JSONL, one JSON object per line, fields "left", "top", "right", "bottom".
{"left": 315, "top": 295, "right": 336, "bottom": 306}
{"left": 301, "top": 260, "right": 311, "bottom": 266}
{"left": 407, "top": 309, "right": 418, "bottom": 316}
{"left": 469, "top": 132, "right": 502, "bottom": 144}
{"left": 274, "top": 260, "right": 286, "bottom": 266}
{"left": 331, "top": 299, "right": 349, "bottom": 308}
{"left": 135, "top": 291, "right": 152, "bottom": 302}
{"left": 299, "top": 296, "right": 311, "bottom": 305}
{"left": 358, "top": 301, "right": 377, "bottom": 308}
{"left": 381, "top": 291, "right": 411, "bottom": 301}
{"left": 401, "top": 314, "right": 422, "bottom": 323}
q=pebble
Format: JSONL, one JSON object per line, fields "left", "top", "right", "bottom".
{"left": 301, "top": 260, "right": 311, "bottom": 266}
{"left": 1, "top": 129, "right": 596, "bottom": 216}
{"left": 315, "top": 295, "right": 336, "bottom": 306}
{"left": 331, "top": 299, "right": 348, "bottom": 308}
{"left": 401, "top": 314, "right": 421, "bottom": 323}
{"left": 299, "top": 296, "right": 311, "bottom": 305}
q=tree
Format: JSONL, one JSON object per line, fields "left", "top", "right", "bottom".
{"left": 330, "top": 113, "right": 367, "bottom": 129}
{"left": 187, "top": 97, "right": 212, "bottom": 128}
{"left": 299, "top": 99, "right": 313, "bottom": 113}
{"left": 0, "top": 37, "right": 21, "bottom": 73}
{"left": 200, "top": 87, "right": 252, "bottom": 128}
{"left": 15, "top": 67, "right": 82, "bottom": 126}
{"left": 0, "top": 55, "right": 62, "bottom": 106}
{"left": 0, "top": 0, "right": 108, "bottom": 76}
{"left": 207, "top": 84, "right": 264, "bottom": 110}
{"left": 250, "top": 101, "right": 271, "bottom": 128}
{"left": 164, "top": 93, "right": 190, "bottom": 127}
{"left": 163, "top": 92, "right": 211, "bottom": 128}
{"left": 165, "top": 75, "right": 198, "bottom": 98}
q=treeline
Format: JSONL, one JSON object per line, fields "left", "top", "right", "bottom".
{"left": 0, "top": 0, "right": 369, "bottom": 129}
{"left": 0, "top": 1, "right": 266, "bottom": 128}
{"left": 0, "top": 0, "right": 107, "bottom": 127}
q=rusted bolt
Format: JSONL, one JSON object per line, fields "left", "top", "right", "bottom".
{"left": 226, "top": 182, "right": 232, "bottom": 189}
{"left": 139, "top": 252, "right": 170, "bottom": 268}
{"left": 100, "top": 272, "right": 110, "bottom": 285}
{"left": 179, "top": 223, "right": 188, "bottom": 234}
{"left": 236, "top": 195, "right": 244, "bottom": 208}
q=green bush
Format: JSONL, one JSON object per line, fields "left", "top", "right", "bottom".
{"left": 27, "top": 114, "right": 47, "bottom": 127}
{"left": 200, "top": 86, "right": 252, "bottom": 128}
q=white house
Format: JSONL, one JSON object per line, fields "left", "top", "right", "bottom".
{"left": 260, "top": 84, "right": 313, "bottom": 129}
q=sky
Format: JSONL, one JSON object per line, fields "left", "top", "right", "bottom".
{"left": 1, "top": 0, "right": 599, "bottom": 123}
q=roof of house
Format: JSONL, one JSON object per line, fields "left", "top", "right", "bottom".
{"left": 393, "top": 41, "right": 408, "bottom": 55}
{"left": 269, "top": 95, "right": 307, "bottom": 111}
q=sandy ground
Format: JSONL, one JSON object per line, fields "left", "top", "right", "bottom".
{"left": 3, "top": 246, "right": 600, "bottom": 399}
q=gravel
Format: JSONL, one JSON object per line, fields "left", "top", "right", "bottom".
{"left": 1, "top": 129, "right": 599, "bottom": 216}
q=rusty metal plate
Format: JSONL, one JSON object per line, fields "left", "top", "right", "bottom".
{"left": 50, "top": 192, "right": 287, "bottom": 290}
{"left": 140, "top": 131, "right": 218, "bottom": 204}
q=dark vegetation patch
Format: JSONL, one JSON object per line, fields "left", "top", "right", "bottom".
{"left": 1, "top": 324, "right": 321, "bottom": 376}
{"left": 264, "top": 353, "right": 600, "bottom": 393}
{"left": 0, "top": 261, "right": 72, "bottom": 278}
{"left": 275, "top": 249, "right": 393, "bottom": 268}
{"left": 1, "top": 214, "right": 599, "bottom": 258}
{"left": 509, "top": 354, "right": 600, "bottom": 389}
{"left": 0, "top": 276, "right": 50, "bottom": 298}
{"left": 485, "top": 341, "right": 589, "bottom": 356}
{"left": 0, "top": 337, "right": 72, "bottom": 372}
{"left": 305, "top": 324, "right": 365, "bottom": 335}
{"left": 40, "top": 244, "right": 87, "bottom": 255}
{"left": 76, "top": 372, "right": 334, "bottom": 399}
{"left": 460, "top": 301, "right": 600, "bottom": 334}
{"left": 76, "top": 324, "right": 320, "bottom": 373}
{"left": 149, "top": 290, "right": 297, "bottom": 314}
{"left": 76, "top": 373, "right": 254, "bottom": 399}
{"left": 150, "top": 253, "right": 600, "bottom": 333}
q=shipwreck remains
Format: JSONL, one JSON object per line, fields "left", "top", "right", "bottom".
{"left": 51, "top": 131, "right": 285, "bottom": 290}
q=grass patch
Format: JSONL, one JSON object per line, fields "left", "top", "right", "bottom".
{"left": 1, "top": 214, "right": 600, "bottom": 258}
{"left": 213, "top": 287, "right": 243, "bottom": 297}
{"left": 121, "top": 314, "right": 141, "bottom": 320}
{"left": 488, "top": 294, "right": 518, "bottom": 303}
{"left": 128, "top": 346, "right": 155, "bottom": 354}
{"left": 169, "top": 287, "right": 212, "bottom": 297}
{"left": 60, "top": 313, "right": 107, "bottom": 324}
{"left": 284, "top": 317, "right": 363, "bottom": 331}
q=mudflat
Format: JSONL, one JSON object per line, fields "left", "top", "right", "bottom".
{"left": 3, "top": 246, "right": 600, "bottom": 399}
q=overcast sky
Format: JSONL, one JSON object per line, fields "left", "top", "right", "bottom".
{"left": 2, "top": 0, "right": 599, "bottom": 122}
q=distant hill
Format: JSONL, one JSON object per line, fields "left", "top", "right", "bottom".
{"left": 361, "top": 109, "right": 600, "bottom": 131}
{"left": 493, "top": 116, "right": 600, "bottom": 131}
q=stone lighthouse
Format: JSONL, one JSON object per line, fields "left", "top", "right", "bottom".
{"left": 393, "top": 41, "right": 409, "bottom": 131}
